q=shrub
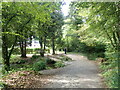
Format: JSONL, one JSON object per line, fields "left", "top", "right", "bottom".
{"left": 45, "top": 58, "right": 56, "bottom": 64}
{"left": 54, "top": 61, "right": 65, "bottom": 68}
{"left": 31, "top": 55, "right": 40, "bottom": 60}
{"left": 32, "top": 61, "right": 46, "bottom": 71}
{"left": 100, "top": 45, "right": 119, "bottom": 88}
{"left": 10, "top": 55, "right": 20, "bottom": 64}
{"left": 16, "top": 59, "right": 27, "bottom": 64}
{"left": 0, "top": 82, "right": 6, "bottom": 88}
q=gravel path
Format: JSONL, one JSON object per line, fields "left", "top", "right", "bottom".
{"left": 40, "top": 54, "right": 104, "bottom": 88}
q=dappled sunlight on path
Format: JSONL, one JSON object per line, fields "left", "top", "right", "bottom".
{"left": 40, "top": 54, "right": 104, "bottom": 88}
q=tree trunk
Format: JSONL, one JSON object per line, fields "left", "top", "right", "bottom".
{"left": 52, "top": 37, "right": 55, "bottom": 55}
{"left": 39, "top": 37, "right": 44, "bottom": 57}
{"left": 2, "top": 27, "right": 10, "bottom": 71}
{"left": 8, "top": 36, "right": 17, "bottom": 59}
{"left": 39, "top": 37, "right": 43, "bottom": 49}
{"left": 2, "top": 31, "right": 17, "bottom": 71}
{"left": 24, "top": 40, "right": 27, "bottom": 57}
{"left": 20, "top": 41, "right": 23, "bottom": 57}
{"left": 43, "top": 36, "right": 46, "bottom": 50}
{"left": 2, "top": 13, "right": 19, "bottom": 71}
{"left": 30, "top": 35, "right": 32, "bottom": 46}
{"left": 2, "top": 32, "right": 10, "bottom": 71}
{"left": 2, "top": 16, "right": 31, "bottom": 71}
{"left": 20, "top": 40, "right": 27, "bottom": 58}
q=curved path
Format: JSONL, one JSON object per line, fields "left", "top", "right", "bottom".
{"left": 41, "top": 54, "right": 104, "bottom": 88}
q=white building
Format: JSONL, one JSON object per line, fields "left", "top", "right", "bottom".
{"left": 27, "top": 36, "right": 40, "bottom": 48}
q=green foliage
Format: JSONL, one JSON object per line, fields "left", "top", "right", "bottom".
{"left": 10, "top": 55, "right": 20, "bottom": 63}
{"left": 31, "top": 55, "right": 40, "bottom": 60}
{"left": 65, "top": 37, "right": 105, "bottom": 59}
{"left": 0, "top": 82, "right": 6, "bottom": 88}
{"left": 100, "top": 45, "right": 118, "bottom": 88}
{"left": 101, "top": 64, "right": 118, "bottom": 88}
{"left": 1, "top": 66, "right": 8, "bottom": 75}
{"left": 16, "top": 59, "right": 27, "bottom": 64}
{"left": 32, "top": 60, "right": 46, "bottom": 71}
{"left": 54, "top": 61, "right": 65, "bottom": 68}
{"left": 2, "top": 2, "right": 64, "bottom": 71}
{"left": 103, "top": 69, "right": 118, "bottom": 88}
{"left": 45, "top": 58, "right": 55, "bottom": 64}
{"left": 10, "top": 55, "right": 27, "bottom": 64}
{"left": 2, "top": 2, "right": 119, "bottom": 88}
{"left": 26, "top": 48, "right": 48, "bottom": 54}
{"left": 68, "top": 2, "right": 119, "bottom": 88}
{"left": 12, "top": 48, "right": 41, "bottom": 55}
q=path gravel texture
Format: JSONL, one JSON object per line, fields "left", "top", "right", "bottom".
{"left": 40, "top": 54, "right": 104, "bottom": 88}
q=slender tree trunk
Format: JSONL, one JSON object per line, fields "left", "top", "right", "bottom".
{"left": 19, "top": 18, "right": 31, "bottom": 58}
{"left": 39, "top": 36, "right": 44, "bottom": 57}
{"left": 23, "top": 40, "right": 27, "bottom": 57}
{"left": 19, "top": 29, "right": 27, "bottom": 58}
{"left": 43, "top": 36, "right": 46, "bottom": 50}
{"left": 52, "top": 36, "right": 55, "bottom": 55}
{"left": 8, "top": 36, "right": 17, "bottom": 59}
{"left": 39, "top": 37, "right": 43, "bottom": 49}
{"left": 20, "top": 40, "right": 27, "bottom": 58}
{"left": 20, "top": 40, "right": 23, "bottom": 57}
{"left": 30, "top": 35, "right": 32, "bottom": 46}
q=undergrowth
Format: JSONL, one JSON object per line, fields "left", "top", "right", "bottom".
{"left": 100, "top": 45, "right": 118, "bottom": 88}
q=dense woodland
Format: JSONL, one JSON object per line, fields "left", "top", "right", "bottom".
{"left": 1, "top": 2, "right": 120, "bottom": 88}
{"left": 66, "top": 2, "right": 120, "bottom": 88}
